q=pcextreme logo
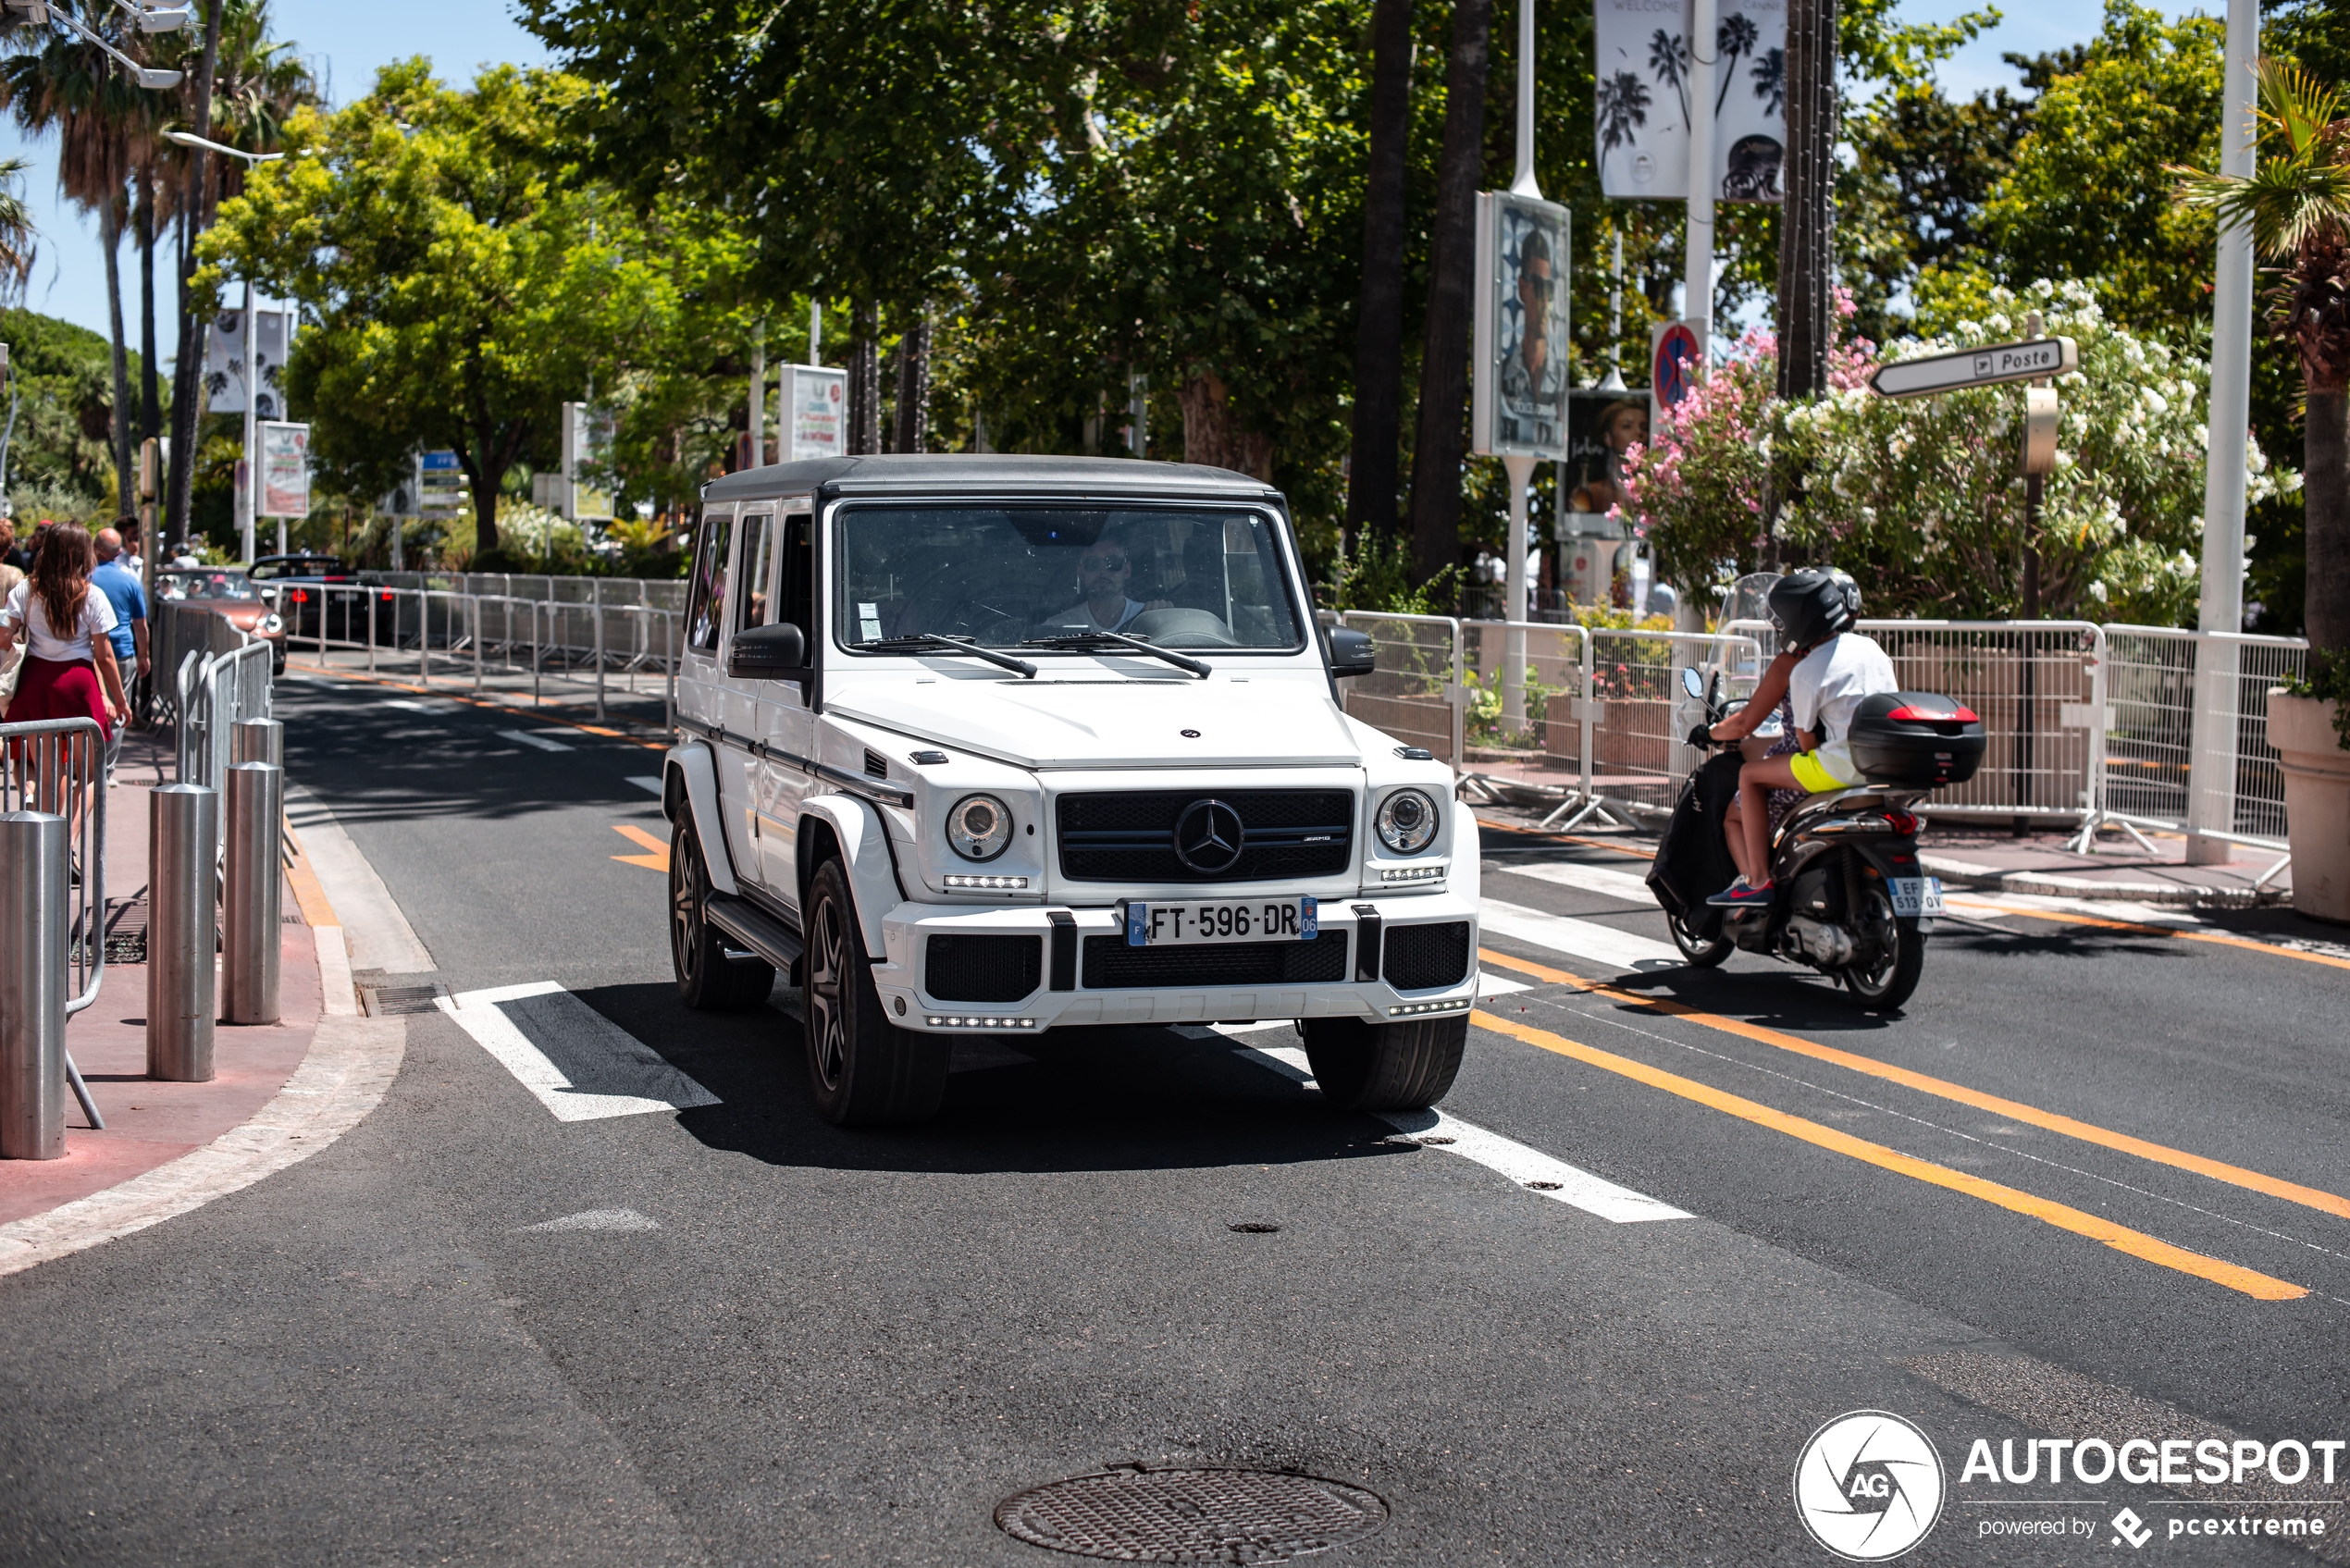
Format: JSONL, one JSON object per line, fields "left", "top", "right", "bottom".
{"left": 1794, "top": 1410, "right": 1949, "bottom": 1562}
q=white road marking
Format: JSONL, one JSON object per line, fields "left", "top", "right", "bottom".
{"left": 515, "top": 1208, "right": 660, "bottom": 1233}
{"left": 1229, "top": 1043, "right": 1689, "bottom": 1224}
{"left": 626, "top": 775, "right": 664, "bottom": 796}
{"left": 1209, "top": 1020, "right": 1290, "bottom": 1036}
{"left": 497, "top": 728, "right": 575, "bottom": 752}
{"left": 436, "top": 982, "right": 720, "bottom": 1122}
{"left": 1478, "top": 896, "right": 1686, "bottom": 972}
{"left": 1494, "top": 858, "right": 1657, "bottom": 904}
{"left": 1478, "top": 969, "right": 1531, "bottom": 997}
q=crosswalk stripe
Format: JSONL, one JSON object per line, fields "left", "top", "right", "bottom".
{"left": 497, "top": 728, "right": 575, "bottom": 752}
{"left": 1478, "top": 896, "right": 1686, "bottom": 972}
{"left": 1493, "top": 858, "right": 1657, "bottom": 904}
{"left": 1229, "top": 1043, "right": 1689, "bottom": 1224}
{"left": 437, "top": 982, "right": 719, "bottom": 1122}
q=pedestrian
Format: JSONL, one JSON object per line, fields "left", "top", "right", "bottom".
{"left": 92, "top": 522, "right": 151, "bottom": 747}
{"left": 0, "top": 520, "right": 21, "bottom": 718}
{"left": 0, "top": 522, "right": 129, "bottom": 821}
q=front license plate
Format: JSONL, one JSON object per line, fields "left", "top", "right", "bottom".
{"left": 1889, "top": 876, "right": 1945, "bottom": 918}
{"left": 1126, "top": 897, "right": 1317, "bottom": 946}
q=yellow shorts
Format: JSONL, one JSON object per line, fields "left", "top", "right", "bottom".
{"left": 1788, "top": 747, "right": 1850, "bottom": 793}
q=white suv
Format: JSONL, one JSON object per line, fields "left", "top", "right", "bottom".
{"left": 662, "top": 455, "right": 1479, "bottom": 1124}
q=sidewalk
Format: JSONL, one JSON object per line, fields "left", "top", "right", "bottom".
{"left": 0, "top": 727, "right": 328, "bottom": 1225}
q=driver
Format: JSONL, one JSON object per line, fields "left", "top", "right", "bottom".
{"left": 1047, "top": 532, "right": 1169, "bottom": 634}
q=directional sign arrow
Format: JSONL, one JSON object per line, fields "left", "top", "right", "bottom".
{"left": 1868, "top": 337, "right": 2078, "bottom": 400}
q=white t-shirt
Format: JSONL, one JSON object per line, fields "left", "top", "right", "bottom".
{"left": 1790, "top": 631, "right": 1898, "bottom": 744}
{"left": 3, "top": 579, "right": 118, "bottom": 662}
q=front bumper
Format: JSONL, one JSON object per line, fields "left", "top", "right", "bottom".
{"left": 872, "top": 890, "right": 1482, "bottom": 1033}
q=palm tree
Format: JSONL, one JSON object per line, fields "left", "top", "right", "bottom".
{"left": 1752, "top": 46, "right": 1786, "bottom": 118}
{"left": 2176, "top": 60, "right": 2350, "bottom": 657}
{"left": 1715, "top": 13, "right": 1758, "bottom": 117}
{"left": 0, "top": 156, "right": 35, "bottom": 306}
{"left": 1649, "top": 29, "right": 1688, "bottom": 128}
{"left": 1597, "top": 71, "right": 1651, "bottom": 187}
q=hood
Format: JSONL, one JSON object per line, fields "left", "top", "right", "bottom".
{"left": 829, "top": 677, "right": 1363, "bottom": 769}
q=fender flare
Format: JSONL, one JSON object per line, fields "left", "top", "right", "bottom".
{"left": 661, "top": 741, "right": 739, "bottom": 896}
{"left": 797, "top": 794, "right": 905, "bottom": 958}
{"left": 1451, "top": 807, "right": 1480, "bottom": 907}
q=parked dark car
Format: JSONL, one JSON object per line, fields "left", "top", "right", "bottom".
{"left": 155, "top": 567, "right": 288, "bottom": 674}
{"left": 247, "top": 553, "right": 360, "bottom": 641}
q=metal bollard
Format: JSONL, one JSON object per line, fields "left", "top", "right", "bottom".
{"left": 231, "top": 716, "right": 284, "bottom": 769}
{"left": 222, "top": 762, "right": 283, "bottom": 1025}
{"left": 149, "top": 784, "right": 218, "bottom": 1080}
{"left": 0, "top": 811, "right": 69, "bottom": 1158}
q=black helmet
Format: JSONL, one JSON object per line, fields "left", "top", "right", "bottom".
{"left": 1767, "top": 568, "right": 1860, "bottom": 650}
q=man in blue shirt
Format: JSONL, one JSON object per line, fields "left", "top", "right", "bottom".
{"left": 92, "top": 523, "right": 149, "bottom": 748}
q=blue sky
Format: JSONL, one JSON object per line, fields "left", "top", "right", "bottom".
{"left": 1, "top": 0, "right": 2204, "bottom": 353}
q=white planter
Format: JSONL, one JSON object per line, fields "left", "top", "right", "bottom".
{"left": 2269, "top": 691, "right": 2350, "bottom": 924}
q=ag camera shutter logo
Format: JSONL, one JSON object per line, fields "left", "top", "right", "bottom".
{"left": 1793, "top": 1410, "right": 1947, "bottom": 1561}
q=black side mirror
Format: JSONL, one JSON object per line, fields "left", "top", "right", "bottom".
{"left": 728, "top": 622, "right": 807, "bottom": 679}
{"left": 1328, "top": 626, "right": 1378, "bottom": 679}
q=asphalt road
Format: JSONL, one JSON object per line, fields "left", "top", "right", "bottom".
{"left": 3, "top": 672, "right": 2346, "bottom": 1566}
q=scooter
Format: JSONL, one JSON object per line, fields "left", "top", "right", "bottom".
{"left": 1646, "top": 667, "right": 1985, "bottom": 1012}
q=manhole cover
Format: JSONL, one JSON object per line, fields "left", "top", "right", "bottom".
{"left": 361, "top": 982, "right": 448, "bottom": 1017}
{"left": 996, "top": 1465, "right": 1388, "bottom": 1563}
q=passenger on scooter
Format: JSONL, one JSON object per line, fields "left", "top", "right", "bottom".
{"left": 1707, "top": 569, "right": 1898, "bottom": 907}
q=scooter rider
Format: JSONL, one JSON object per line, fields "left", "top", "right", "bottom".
{"left": 1707, "top": 568, "right": 1898, "bottom": 907}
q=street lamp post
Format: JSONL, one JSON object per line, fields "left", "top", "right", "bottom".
{"left": 162, "top": 130, "right": 279, "bottom": 566}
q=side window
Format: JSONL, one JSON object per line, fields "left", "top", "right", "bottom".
{"left": 686, "top": 510, "right": 733, "bottom": 653}
{"left": 736, "top": 513, "right": 776, "bottom": 632}
{"left": 780, "top": 514, "right": 812, "bottom": 647}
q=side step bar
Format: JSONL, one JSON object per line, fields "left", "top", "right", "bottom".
{"left": 704, "top": 893, "right": 806, "bottom": 970}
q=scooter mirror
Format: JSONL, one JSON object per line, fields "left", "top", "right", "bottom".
{"left": 1680, "top": 667, "right": 1703, "bottom": 699}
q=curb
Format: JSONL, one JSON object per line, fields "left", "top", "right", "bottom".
{"left": 1918, "top": 855, "right": 2286, "bottom": 909}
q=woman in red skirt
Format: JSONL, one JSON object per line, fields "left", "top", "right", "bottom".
{"left": 1, "top": 522, "right": 128, "bottom": 817}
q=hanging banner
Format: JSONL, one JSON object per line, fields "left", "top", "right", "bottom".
{"left": 780, "top": 365, "right": 847, "bottom": 463}
{"left": 203, "top": 304, "right": 294, "bottom": 416}
{"left": 1472, "top": 191, "right": 1572, "bottom": 460}
{"left": 257, "top": 421, "right": 311, "bottom": 518}
{"left": 1594, "top": 0, "right": 1784, "bottom": 202}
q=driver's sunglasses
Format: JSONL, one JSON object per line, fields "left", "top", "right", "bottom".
{"left": 1079, "top": 553, "right": 1130, "bottom": 572}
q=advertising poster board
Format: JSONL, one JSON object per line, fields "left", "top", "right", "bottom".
{"left": 1594, "top": 0, "right": 1785, "bottom": 202}
{"left": 257, "top": 421, "right": 311, "bottom": 518}
{"left": 781, "top": 365, "right": 847, "bottom": 463}
{"left": 563, "top": 401, "right": 616, "bottom": 521}
{"left": 202, "top": 305, "right": 294, "bottom": 416}
{"left": 1556, "top": 390, "right": 1651, "bottom": 538}
{"left": 1471, "top": 191, "right": 1572, "bottom": 460}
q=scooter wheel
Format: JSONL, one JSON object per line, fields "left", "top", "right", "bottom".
{"left": 1667, "top": 908, "right": 1733, "bottom": 969}
{"left": 1842, "top": 885, "right": 1924, "bottom": 1011}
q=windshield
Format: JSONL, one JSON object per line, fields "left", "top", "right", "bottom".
{"left": 835, "top": 504, "right": 1303, "bottom": 651}
{"left": 158, "top": 571, "right": 260, "bottom": 601}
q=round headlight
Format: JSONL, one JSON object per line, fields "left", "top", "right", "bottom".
{"left": 1376, "top": 788, "right": 1440, "bottom": 855}
{"left": 260, "top": 613, "right": 284, "bottom": 633}
{"left": 946, "top": 794, "right": 1013, "bottom": 861}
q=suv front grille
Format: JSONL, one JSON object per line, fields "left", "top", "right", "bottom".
{"left": 1381, "top": 920, "right": 1471, "bottom": 990}
{"left": 1057, "top": 790, "right": 1354, "bottom": 883}
{"left": 925, "top": 933, "right": 1042, "bottom": 1003}
{"left": 1080, "top": 931, "right": 1348, "bottom": 989}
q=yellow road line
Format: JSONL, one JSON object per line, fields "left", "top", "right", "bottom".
{"left": 612, "top": 823, "right": 669, "bottom": 871}
{"left": 1477, "top": 946, "right": 2350, "bottom": 1223}
{"left": 1959, "top": 901, "right": 2350, "bottom": 974}
{"left": 1471, "top": 1008, "right": 2307, "bottom": 1302}
{"left": 280, "top": 814, "right": 340, "bottom": 929}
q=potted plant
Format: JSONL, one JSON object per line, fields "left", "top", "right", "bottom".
{"left": 2178, "top": 63, "right": 2350, "bottom": 922}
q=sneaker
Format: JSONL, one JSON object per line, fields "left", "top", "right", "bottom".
{"left": 1706, "top": 877, "right": 1773, "bottom": 907}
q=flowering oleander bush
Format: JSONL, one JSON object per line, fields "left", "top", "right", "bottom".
{"left": 1618, "top": 280, "right": 2294, "bottom": 624}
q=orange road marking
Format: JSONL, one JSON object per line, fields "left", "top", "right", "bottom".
{"left": 1472, "top": 1008, "right": 2307, "bottom": 1302}
{"left": 1477, "top": 946, "right": 2350, "bottom": 1223}
{"left": 1964, "top": 902, "right": 2350, "bottom": 974}
{"left": 280, "top": 814, "right": 339, "bottom": 928}
{"left": 612, "top": 823, "right": 669, "bottom": 871}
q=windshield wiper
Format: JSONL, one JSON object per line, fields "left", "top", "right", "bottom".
{"left": 850, "top": 633, "right": 1037, "bottom": 678}
{"left": 1020, "top": 630, "right": 1211, "bottom": 678}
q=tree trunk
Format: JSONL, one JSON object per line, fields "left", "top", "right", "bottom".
{"left": 166, "top": 0, "right": 226, "bottom": 552}
{"left": 847, "top": 300, "right": 881, "bottom": 455}
{"left": 100, "top": 200, "right": 133, "bottom": 515}
{"left": 1775, "top": 0, "right": 1837, "bottom": 400}
{"left": 2307, "top": 385, "right": 2350, "bottom": 653}
{"left": 137, "top": 170, "right": 160, "bottom": 441}
{"left": 1346, "top": 0, "right": 1416, "bottom": 553}
{"left": 1405, "top": 0, "right": 1493, "bottom": 586}
{"left": 892, "top": 310, "right": 932, "bottom": 455}
{"left": 1179, "top": 371, "right": 1273, "bottom": 481}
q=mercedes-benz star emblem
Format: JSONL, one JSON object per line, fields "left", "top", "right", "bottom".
{"left": 1173, "top": 798, "right": 1246, "bottom": 875}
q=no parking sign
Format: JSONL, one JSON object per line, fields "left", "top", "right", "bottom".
{"left": 1651, "top": 321, "right": 1701, "bottom": 437}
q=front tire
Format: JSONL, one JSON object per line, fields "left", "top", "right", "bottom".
{"left": 1666, "top": 907, "right": 1733, "bottom": 969}
{"left": 1301, "top": 1014, "right": 1467, "bottom": 1112}
{"left": 669, "top": 816, "right": 775, "bottom": 1010}
{"left": 802, "top": 858, "right": 949, "bottom": 1125}
{"left": 1842, "top": 883, "right": 1924, "bottom": 1011}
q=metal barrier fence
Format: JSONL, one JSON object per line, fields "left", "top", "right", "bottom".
{"left": 177, "top": 636, "right": 274, "bottom": 790}
{"left": 2099, "top": 626, "right": 2307, "bottom": 854}
{"left": 153, "top": 599, "right": 249, "bottom": 724}
{"left": 0, "top": 715, "right": 111, "bottom": 1129}
{"left": 1335, "top": 611, "right": 1465, "bottom": 766}
{"left": 292, "top": 582, "right": 682, "bottom": 725}
{"left": 369, "top": 571, "right": 688, "bottom": 615}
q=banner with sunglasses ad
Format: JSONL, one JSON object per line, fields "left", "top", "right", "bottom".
{"left": 1473, "top": 191, "right": 1571, "bottom": 462}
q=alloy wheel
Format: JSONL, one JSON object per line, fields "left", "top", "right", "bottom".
{"left": 808, "top": 894, "right": 847, "bottom": 1092}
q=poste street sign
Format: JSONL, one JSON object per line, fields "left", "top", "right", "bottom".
{"left": 1868, "top": 337, "right": 2077, "bottom": 400}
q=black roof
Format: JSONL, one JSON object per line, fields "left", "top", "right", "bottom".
{"left": 699, "top": 453, "right": 1281, "bottom": 505}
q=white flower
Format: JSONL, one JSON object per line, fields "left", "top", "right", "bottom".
{"left": 2089, "top": 579, "right": 2109, "bottom": 602}
{"left": 2143, "top": 387, "right": 2168, "bottom": 414}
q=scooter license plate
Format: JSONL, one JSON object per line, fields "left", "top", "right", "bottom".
{"left": 1125, "top": 898, "right": 1317, "bottom": 946}
{"left": 1889, "top": 876, "right": 1945, "bottom": 918}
